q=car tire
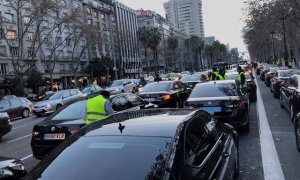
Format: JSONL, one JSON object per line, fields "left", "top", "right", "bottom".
{"left": 279, "top": 95, "right": 284, "bottom": 108}
{"left": 22, "top": 108, "right": 30, "bottom": 118}
{"left": 294, "top": 118, "right": 300, "bottom": 152}
{"left": 121, "top": 90, "right": 125, "bottom": 93}
{"left": 290, "top": 104, "right": 296, "bottom": 122}
{"left": 56, "top": 104, "right": 62, "bottom": 110}
{"left": 233, "top": 134, "right": 240, "bottom": 178}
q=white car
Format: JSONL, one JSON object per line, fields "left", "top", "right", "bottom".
{"left": 106, "top": 79, "right": 136, "bottom": 95}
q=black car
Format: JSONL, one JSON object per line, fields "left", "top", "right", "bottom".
{"left": 31, "top": 93, "right": 155, "bottom": 159}
{"left": 138, "top": 81, "right": 190, "bottom": 108}
{"left": 180, "top": 74, "right": 203, "bottom": 89}
{"left": 265, "top": 67, "right": 280, "bottom": 87}
{"left": 260, "top": 65, "right": 270, "bottom": 81}
{"left": 270, "top": 69, "right": 299, "bottom": 98}
{"left": 279, "top": 74, "right": 300, "bottom": 121}
{"left": 0, "top": 156, "right": 26, "bottom": 179}
{"left": 226, "top": 72, "right": 257, "bottom": 101}
{"left": 0, "top": 112, "right": 11, "bottom": 141}
{"left": 26, "top": 109, "right": 239, "bottom": 180}
{"left": 0, "top": 97, "right": 33, "bottom": 119}
{"left": 185, "top": 80, "right": 250, "bottom": 132}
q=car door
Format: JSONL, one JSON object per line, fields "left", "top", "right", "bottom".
{"left": 286, "top": 77, "right": 297, "bottom": 109}
{"left": 281, "top": 78, "right": 292, "bottom": 108}
{"left": 180, "top": 113, "right": 226, "bottom": 180}
{"left": 61, "top": 90, "right": 72, "bottom": 104}
{"left": 110, "top": 95, "right": 132, "bottom": 112}
{"left": 8, "top": 99, "right": 22, "bottom": 117}
{"left": 0, "top": 100, "right": 10, "bottom": 115}
{"left": 124, "top": 94, "right": 145, "bottom": 110}
{"left": 70, "top": 90, "right": 80, "bottom": 100}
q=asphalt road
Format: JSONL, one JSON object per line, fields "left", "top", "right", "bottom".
{"left": 0, "top": 78, "right": 298, "bottom": 179}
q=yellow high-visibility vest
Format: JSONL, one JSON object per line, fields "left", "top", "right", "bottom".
{"left": 86, "top": 95, "right": 108, "bottom": 125}
{"left": 238, "top": 72, "right": 247, "bottom": 88}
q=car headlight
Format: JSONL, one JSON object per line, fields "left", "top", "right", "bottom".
{"left": 138, "top": 88, "right": 143, "bottom": 92}
{"left": 113, "top": 88, "right": 120, "bottom": 92}
{"left": 45, "top": 104, "right": 52, "bottom": 109}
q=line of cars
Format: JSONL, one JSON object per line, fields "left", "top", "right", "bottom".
{"left": 1, "top": 68, "right": 252, "bottom": 179}
{"left": 257, "top": 64, "right": 300, "bottom": 152}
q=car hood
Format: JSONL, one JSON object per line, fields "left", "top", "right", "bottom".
{"left": 188, "top": 96, "right": 240, "bottom": 101}
{"left": 34, "top": 99, "right": 59, "bottom": 107}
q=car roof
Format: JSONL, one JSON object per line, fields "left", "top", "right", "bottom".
{"left": 78, "top": 109, "right": 199, "bottom": 138}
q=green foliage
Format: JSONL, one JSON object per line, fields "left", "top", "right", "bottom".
{"left": 26, "top": 69, "right": 45, "bottom": 94}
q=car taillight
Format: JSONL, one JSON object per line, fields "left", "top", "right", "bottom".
{"left": 297, "top": 93, "right": 300, "bottom": 99}
{"left": 70, "top": 129, "right": 79, "bottom": 134}
{"left": 162, "top": 94, "right": 171, "bottom": 101}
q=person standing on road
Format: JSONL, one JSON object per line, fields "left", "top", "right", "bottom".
{"left": 212, "top": 67, "right": 221, "bottom": 80}
{"left": 154, "top": 73, "right": 162, "bottom": 82}
{"left": 85, "top": 91, "right": 114, "bottom": 125}
{"left": 219, "top": 68, "right": 227, "bottom": 80}
{"left": 139, "top": 77, "right": 147, "bottom": 86}
{"left": 237, "top": 66, "right": 247, "bottom": 93}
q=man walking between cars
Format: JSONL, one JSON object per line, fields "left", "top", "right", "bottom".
{"left": 237, "top": 66, "right": 247, "bottom": 93}
{"left": 85, "top": 91, "right": 114, "bottom": 125}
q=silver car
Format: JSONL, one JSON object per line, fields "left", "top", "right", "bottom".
{"left": 106, "top": 79, "right": 136, "bottom": 95}
{"left": 33, "top": 89, "right": 83, "bottom": 117}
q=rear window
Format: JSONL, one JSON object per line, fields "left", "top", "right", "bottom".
{"left": 51, "top": 100, "right": 86, "bottom": 120}
{"left": 279, "top": 71, "right": 294, "bottom": 78}
{"left": 181, "top": 75, "right": 200, "bottom": 81}
{"left": 141, "top": 82, "right": 171, "bottom": 92}
{"left": 30, "top": 136, "right": 170, "bottom": 180}
{"left": 190, "top": 83, "right": 238, "bottom": 98}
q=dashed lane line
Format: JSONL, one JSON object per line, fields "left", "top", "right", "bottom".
{"left": 6, "top": 134, "right": 32, "bottom": 144}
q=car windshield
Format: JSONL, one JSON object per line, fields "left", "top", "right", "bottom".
{"left": 190, "top": 83, "right": 238, "bottom": 98}
{"left": 81, "top": 86, "right": 92, "bottom": 94}
{"left": 51, "top": 100, "right": 86, "bottom": 121}
{"left": 42, "top": 93, "right": 54, "bottom": 101}
{"left": 109, "top": 80, "right": 125, "bottom": 87}
{"left": 141, "top": 82, "right": 171, "bottom": 92}
{"left": 48, "top": 92, "right": 62, "bottom": 100}
{"left": 181, "top": 75, "right": 200, "bottom": 81}
{"left": 30, "top": 136, "right": 170, "bottom": 180}
{"left": 279, "top": 71, "right": 294, "bottom": 78}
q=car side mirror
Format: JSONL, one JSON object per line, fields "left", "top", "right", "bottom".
{"left": 222, "top": 123, "right": 234, "bottom": 134}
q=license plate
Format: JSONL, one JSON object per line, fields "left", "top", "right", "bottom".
{"left": 147, "top": 98, "right": 157, "bottom": 102}
{"left": 200, "top": 107, "right": 222, "bottom": 113}
{"left": 34, "top": 109, "right": 42, "bottom": 112}
{"left": 44, "top": 133, "right": 65, "bottom": 140}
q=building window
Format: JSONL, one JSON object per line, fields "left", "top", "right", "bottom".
{"left": 0, "top": 28, "right": 4, "bottom": 38}
{"left": 23, "top": 16, "right": 30, "bottom": 24}
{"left": 87, "top": 19, "right": 92, "bottom": 24}
{"left": 66, "top": 37, "right": 71, "bottom": 46}
{"left": 0, "top": 46, "right": 6, "bottom": 56}
{"left": 86, "top": 7, "right": 92, "bottom": 14}
{"left": 9, "top": 46, "right": 18, "bottom": 56}
{"left": 101, "top": 13, "right": 105, "bottom": 20}
{"left": 28, "top": 47, "right": 34, "bottom": 57}
{"left": 4, "top": 13, "right": 14, "bottom": 23}
{"left": 7, "top": 30, "right": 17, "bottom": 39}
{"left": 69, "top": 63, "right": 72, "bottom": 70}
{"left": 0, "top": 63, "right": 8, "bottom": 74}
{"left": 25, "top": 32, "right": 33, "bottom": 41}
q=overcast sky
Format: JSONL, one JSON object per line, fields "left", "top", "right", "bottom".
{"left": 118, "top": 0, "right": 247, "bottom": 52}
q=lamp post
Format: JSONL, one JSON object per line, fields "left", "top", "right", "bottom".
{"left": 280, "top": 16, "right": 289, "bottom": 66}
{"left": 270, "top": 31, "right": 276, "bottom": 61}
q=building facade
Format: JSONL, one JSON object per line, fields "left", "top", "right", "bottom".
{"left": 0, "top": 0, "right": 116, "bottom": 94}
{"left": 204, "top": 36, "right": 216, "bottom": 46}
{"left": 164, "top": 0, "right": 204, "bottom": 38}
{"left": 114, "top": 1, "right": 140, "bottom": 78}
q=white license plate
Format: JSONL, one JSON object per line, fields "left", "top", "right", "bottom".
{"left": 200, "top": 107, "right": 222, "bottom": 113}
{"left": 34, "top": 109, "right": 42, "bottom": 112}
{"left": 44, "top": 133, "right": 65, "bottom": 140}
{"left": 147, "top": 98, "right": 157, "bottom": 102}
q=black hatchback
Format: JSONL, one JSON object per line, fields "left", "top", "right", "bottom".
{"left": 31, "top": 93, "right": 156, "bottom": 159}
{"left": 25, "top": 109, "right": 239, "bottom": 180}
{"left": 0, "top": 112, "right": 11, "bottom": 141}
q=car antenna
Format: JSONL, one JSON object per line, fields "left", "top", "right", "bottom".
{"left": 118, "top": 123, "right": 125, "bottom": 133}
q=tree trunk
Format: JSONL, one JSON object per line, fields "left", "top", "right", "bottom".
{"left": 199, "top": 50, "right": 203, "bottom": 71}
{"left": 144, "top": 47, "right": 149, "bottom": 75}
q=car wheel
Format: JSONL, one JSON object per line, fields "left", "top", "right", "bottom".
{"left": 234, "top": 135, "right": 240, "bottom": 178}
{"left": 279, "top": 95, "right": 284, "bottom": 108}
{"left": 56, "top": 104, "right": 62, "bottom": 110}
{"left": 22, "top": 108, "right": 30, "bottom": 118}
{"left": 291, "top": 104, "right": 296, "bottom": 122}
{"left": 121, "top": 90, "right": 125, "bottom": 93}
{"left": 294, "top": 118, "right": 300, "bottom": 152}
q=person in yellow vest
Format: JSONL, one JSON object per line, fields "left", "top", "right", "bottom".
{"left": 237, "top": 66, "right": 247, "bottom": 93}
{"left": 85, "top": 90, "right": 114, "bottom": 125}
{"left": 288, "top": 59, "right": 293, "bottom": 68}
{"left": 219, "top": 68, "right": 227, "bottom": 80}
{"left": 212, "top": 67, "right": 221, "bottom": 80}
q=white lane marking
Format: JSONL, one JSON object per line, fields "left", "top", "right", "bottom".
{"left": 12, "top": 124, "right": 29, "bottom": 130}
{"left": 20, "top": 154, "right": 33, "bottom": 161}
{"left": 7, "top": 134, "right": 32, "bottom": 144}
{"left": 255, "top": 73, "right": 285, "bottom": 180}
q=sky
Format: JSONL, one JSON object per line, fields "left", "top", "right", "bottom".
{"left": 118, "top": 0, "right": 247, "bottom": 53}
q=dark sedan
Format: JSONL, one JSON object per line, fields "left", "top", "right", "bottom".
{"left": 138, "top": 81, "right": 190, "bottom": 108}
{"left": 185, "top": 80, "right": 250, "bottom": 132}
{"left": 0, "top": 97, "right": 33, "bottom": 119}
{"left": 0, "top": 112, "right": 11, "bottom": 141}
{"left": 226, "top": 71, "right": 257, "bottom": 101}
{"left": 265, "top": 66, "right": 280, "bottom": 87}
{"left": 260, "top": 64, "right": 270, "bottom": 81}
{"left": 279, "top": 74, "right": 300, "bottom": 121}
{"left": 31, "top": 93, "right": 156, "bottom": 159}
{"left": 180, "top": 74, "right": 203, "bottom": 89}
{"left": 0, "top": 156, "right": 26, "bottom": 179}
{"left": 26, "top": 109, "right": 239, "bottom": 180}
{"left": 270, "top": 69, "right": 299, "bottom": 98}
